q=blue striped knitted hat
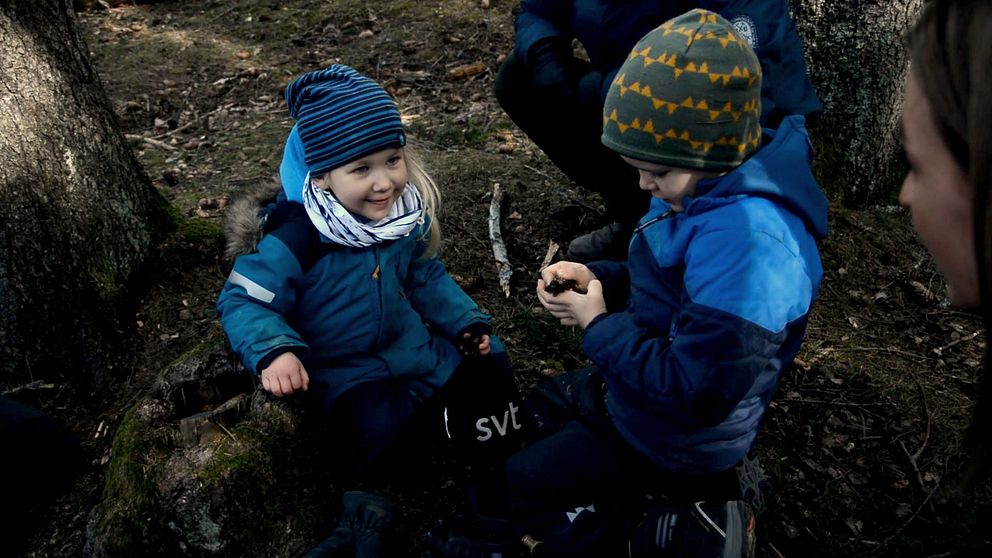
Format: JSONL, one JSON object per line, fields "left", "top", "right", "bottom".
{"left": 285, "top": 65, "right": 406, "bottom": 176}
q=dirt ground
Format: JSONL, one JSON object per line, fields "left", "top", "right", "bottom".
{"left": 16, "top": 0, "right": 992, "bottom": 556}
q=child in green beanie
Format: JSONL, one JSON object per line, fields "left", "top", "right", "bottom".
{"left": 428, "top": 9, "right": 829, "bottom": 558}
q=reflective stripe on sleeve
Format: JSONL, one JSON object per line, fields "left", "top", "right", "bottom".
{"left": 228, "top": 270, "right": 276, "bottom": 304}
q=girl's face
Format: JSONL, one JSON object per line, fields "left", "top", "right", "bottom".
{"left": 313, "top": 147, "right": 408, "bottom": 221}
{"left": 899, "top": 70, "right": 980, "bottom": 308}
{"left": 620, "top": 155, "right": 720, "bottom": 212}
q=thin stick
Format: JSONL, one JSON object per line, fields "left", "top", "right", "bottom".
{"left": 785, "top": 398, "right": 893, "bottom": 407}
{"left": 125, "top": 134, "right": 178, "bottom": 151}
{"left": 152, "top": 103, "right": 234, "bottom": 140}
{"left": 2, "top": 380, "right": 57, "bottom": 395}
{"left": 900, "top": 372, "right": 932, "bottom": 491}
{"left": 814, "top": 346, "right": 931, "bottom": 361}
{"left": 523, "top": 164, "right": 557, "bottom": 182}
{"left": 489, "top": 183, "right": 512, "bottom": 297}
{"left": 932, "top": 329, "right": 982, "bottom": 356}
{"left": 539, "top": 241, "right": 559, "bottom": 271}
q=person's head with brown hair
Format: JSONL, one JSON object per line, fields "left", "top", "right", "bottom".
{"left": 901, "top": 0, "right": 992, "bottom": 488}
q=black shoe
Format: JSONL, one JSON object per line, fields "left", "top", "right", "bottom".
{"left": 629, "top": 500, "right": 755, "bottom": 558}
{"left": 564, "top": 222, "right": 632, "bottom": 262}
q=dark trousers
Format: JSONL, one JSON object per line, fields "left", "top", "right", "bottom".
{"left": 494, "top": 53, "right": 648, "bottom": 226}
{"left": 324, "top": 353, "right": 524, "bottom": 490}
{"left": 492, "top": 368, "right": 741, "bottom": 555}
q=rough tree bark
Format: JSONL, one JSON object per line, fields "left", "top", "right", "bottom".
{"left": 788, "top": 0, "right": 924, "bottom": 206}
{"left": 0, "top": 0, "right": 168, "bottom": 387}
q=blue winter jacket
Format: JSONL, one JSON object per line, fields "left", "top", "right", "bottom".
{"left": 216, "top": 202, "right": 500, "bottom": 407}
{"left": 585, "top": 115, "right": 827, "bottom": 474}
{"left": 515, "top": 0, "right": 822, "bottom": 126}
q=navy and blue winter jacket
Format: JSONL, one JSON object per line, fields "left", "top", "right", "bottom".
{"left": 216, "top": 203, "right": 500, "bottom": 407}
{"left": 514, "top": 0, "right": 822, "bottom": 126}
{"left": 584, "top": 115, "right": 827, "bottom": 474}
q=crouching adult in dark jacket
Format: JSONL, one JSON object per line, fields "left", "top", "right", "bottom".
{"left": 495, "top": 0, "right": 822, "bottom": 262}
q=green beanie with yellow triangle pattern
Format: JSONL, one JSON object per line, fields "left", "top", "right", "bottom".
{"left": 601, "top": 9, "right": 762, "bottom": 170}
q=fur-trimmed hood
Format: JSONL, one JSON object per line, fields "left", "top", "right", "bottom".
{"left": 223, "top": 182, "right": 282, "bottom": 263}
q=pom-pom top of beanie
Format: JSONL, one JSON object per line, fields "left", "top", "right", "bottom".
{"left": 601, "top": 9, "right": 762, "bottom": 171}
{"left": 284, "top": 64, "right": 406, "bottom": 176}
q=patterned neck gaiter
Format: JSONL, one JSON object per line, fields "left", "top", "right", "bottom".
{"left": 302, "top": 173, "right": 424, "bottom": 247}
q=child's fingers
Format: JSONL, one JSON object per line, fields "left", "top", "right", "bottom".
{"left": 547, "top": 307, "right": 573, "bottom": 321}
{"left": 536, "top": 278, "right": 548, "bottom": 294}
{"left": 267, "top": 377, "right": 282, "bottom": 397}
{"left": 543, "top": 288, "right": 578, "bottom": 308}
{"left": 541, "top": 298, "right": 571, "bottom": 314}
{"left": 536, "top": 283, "right": 567, "bottom": 306}
{"left": 276, "top": 375, "right": 294, "bottom": 397}
{"left": 539, "top": 267, "right": 558, "bottom": 284}
{"left": 300, "top": 369, "right": 310, "bottom": 391}
{"left": 289, "top": 369, "right": 305, "bottom": 391}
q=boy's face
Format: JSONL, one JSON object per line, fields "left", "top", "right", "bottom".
{"left": 313, "top": 147, "right": 408, "bottom": 221}
{"left": 620, "top": 156, "right": 720, "bottom": 212}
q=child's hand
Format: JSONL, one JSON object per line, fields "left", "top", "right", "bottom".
{"left": 536, "top": 279, "right": 607, "bottom": 329}
{"left": 260, "top": 352, "right": 309, "bottom": 397}
{"left": 538, "top": 261, "right": 595, "bottom": 295}
{"left": 456, "top": 332, "right": 491, "bottom": 357}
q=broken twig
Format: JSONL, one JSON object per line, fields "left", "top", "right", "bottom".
{"left": 932, "top": 329, "right": 982, "bottom": 356}
{"left": 489, "top": 183, "right": 512, "bottom": 297}
{"left": 126, "top": 134, "right": 178, "bottom": 151}
{"left": 539, "top": 241, "right": 559, "bottom": 272}
{"left": 2, "top": 380, "right": 57, "bottom": 396}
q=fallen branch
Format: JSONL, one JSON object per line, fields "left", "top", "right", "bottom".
{"left": 152, "top": 102, "right": 235, "bottom": 140}
{"left": 125, "top": 134, "right": 178, "bottom": 151}
{"left": 785, "top": 398, "right": 893, "bottom": 407}
{"left": 489, "top": 183, "right": 512, "bottom": 297}
{"left": 931, "top": 329, "right": 982, "bottom": 356}
{"left": 2, "top": 380, "right": 57, "bottom": 396}
{"left": 814, "top": 346, "right": 931, "bottom": 361}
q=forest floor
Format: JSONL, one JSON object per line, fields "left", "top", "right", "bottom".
{"left": 15, "top": 0, "right": 992, "bottom": 556}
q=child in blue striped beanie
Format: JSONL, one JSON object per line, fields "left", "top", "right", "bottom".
{"left": 217, "top": 65, "right": 526, "bottom": 557}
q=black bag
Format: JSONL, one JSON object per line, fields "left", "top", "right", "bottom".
{"left": 440, "top": 352, "right": 527, "bottom": 464}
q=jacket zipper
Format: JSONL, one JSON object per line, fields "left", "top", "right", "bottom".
{"left": 372, "top": 247, "right": 384, "bottom": 352}
{"left": 634, "top": 209, "right": 675, "bottom": 235}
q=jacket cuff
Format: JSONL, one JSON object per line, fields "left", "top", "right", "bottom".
{"left": 255, "top": 347, "right": 302, "bottom": 375}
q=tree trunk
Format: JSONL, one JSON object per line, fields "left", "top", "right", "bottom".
{"left": 789, "top": 0, "right": 923, "bottom": 206}
{"left": 0, "top": 0, "right": 168, "bottom": 387}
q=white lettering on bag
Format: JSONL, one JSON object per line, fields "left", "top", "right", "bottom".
{"left": 474, "top": 401, "right": 523, "bottom": 441}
